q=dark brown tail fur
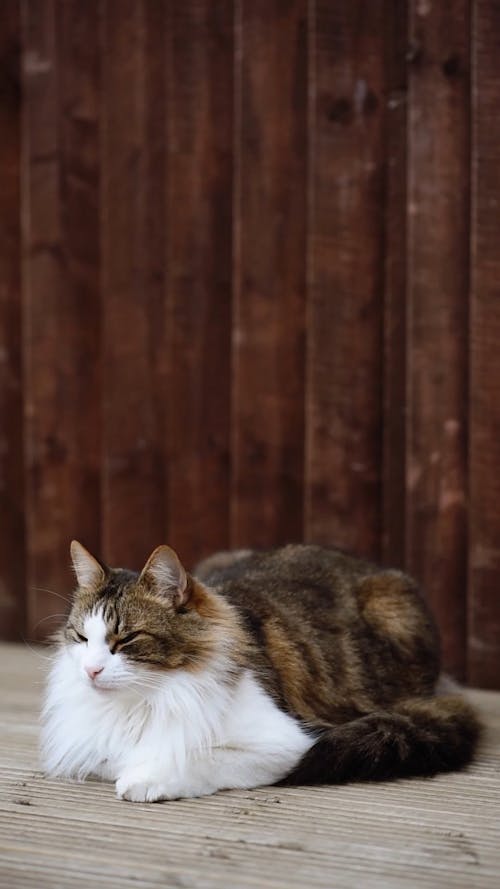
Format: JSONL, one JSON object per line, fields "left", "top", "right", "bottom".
{"left": 281, "top": 696, "right": 481, "bottom": 785}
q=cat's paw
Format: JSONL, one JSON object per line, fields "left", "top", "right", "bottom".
{"left": 115, "top": 770, "right": 215, "bottom": 802}
{"left": 116, "top": 770, "right": 175, "bottom": 803}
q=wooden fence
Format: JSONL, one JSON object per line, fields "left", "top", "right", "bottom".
{"left": 0, "top": 0, "right": 499, "bottom": 687}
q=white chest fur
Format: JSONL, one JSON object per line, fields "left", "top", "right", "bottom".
{"left": 41, "top": 643, "right": 314, "bottom": 801}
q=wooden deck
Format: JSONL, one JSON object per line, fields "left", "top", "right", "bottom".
{"left": 1, "top": 643, "right": 499, "bottom": 889}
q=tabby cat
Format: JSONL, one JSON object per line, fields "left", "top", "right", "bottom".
{"left": 41, "top": 541, "right": 480, "bottom": 802}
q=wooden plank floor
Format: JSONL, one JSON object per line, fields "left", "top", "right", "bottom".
{"left": 1, "top": 643, "right": 499, "bottom": 889}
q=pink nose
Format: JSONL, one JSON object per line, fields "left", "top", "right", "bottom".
{"left": 85, "top": 665, "right": 104, "bottom": 680}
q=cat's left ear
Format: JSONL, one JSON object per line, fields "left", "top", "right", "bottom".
{"left": 70, "top": 540, "right": 107, "bottom": 590}
{"left": 140, "top": 545, "right": 189, "bottom": 608}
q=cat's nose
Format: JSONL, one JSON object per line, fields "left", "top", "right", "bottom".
{"left": 85, "top": 665, "right": 104, "bottom": 680}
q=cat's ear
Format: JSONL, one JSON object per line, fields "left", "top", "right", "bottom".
{"left": 140, "top": 545, "right": 189, "bottom": 607}
{"left": 70, "top": 540, "right": 106, "bottom": 590}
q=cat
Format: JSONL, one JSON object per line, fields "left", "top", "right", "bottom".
{"left": 41, "top": 540, "right": 480, "bottom": 802}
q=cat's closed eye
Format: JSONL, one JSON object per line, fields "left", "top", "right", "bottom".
{"left": 110, "top": 632, "right": 143, "bottom": 654}
{"left": 68, "top": 627, "right": 87, "bottom": 643}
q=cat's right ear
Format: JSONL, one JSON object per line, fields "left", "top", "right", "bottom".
{"left": 140, "top": 545, "right": 189, "bottom": 607}
{"left": 70, "top": 540, "right": 106, "bottom": 590}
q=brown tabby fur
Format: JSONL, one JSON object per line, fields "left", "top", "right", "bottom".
{"left": 65, "top": 543, "right": 480, "bottom": 785}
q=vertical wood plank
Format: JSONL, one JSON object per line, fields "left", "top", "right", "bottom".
{"left": 232, "top": 0, "right": 307, "bottom": 548}
{"left": 22, "top": 0, "right": 61, "bottom": 636}
{"left": 22, "top": 0, "right": 101, "bottom": 638}
{"left": 57, "top": 0, "right": 102, "bottom": 579}
{"left": 101, "top": 0, "right": 167, "bottom": 569}
{"left": 406, "top": 0, "right": 470, "bottom": 678}
{"left": 0, "top": 0, "right": 24, "bottom": 639}
{"left": 165, "top": 0, "right": 233, "bottom": 567}
{"left": 468, "top": 0, "right": 500, "bottom": 687}
{"left": 382, "top": 0, "right": 408, "bottom": 567}
{"left": 305, "top": 1, "right": 386, "bottom": 558}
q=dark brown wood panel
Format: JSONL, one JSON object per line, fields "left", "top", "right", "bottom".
{"left": 165, "top": 0, "right": 233, "bottom": 568}
{"left": 22, "top": 0, "right": 59, "bottom": 636}
{"left": 468, "top": 0, "right": 500, "bottom": 688}
{"left": 140, "top": 0, "right": 169, "bottom": 559}
{"left": 231, "top": 0, "right": 307, "bottom": 548}
{"left": 381, "top": 0, "right": 408, "bottom": 568}
{"left": 22, "top": 0, "right": 63, "bottom": 637}
{"left": 305, "top": 0, "right": 386, "bottom": 558}
{"left": 1, "top": 1, "right": 500, "bottom": 687}
{"left": 22, "top": 0, "right": 101, "bottom": 638}
{"left": 406, "top": 0, "right": 470, "bottom": 678}
{"left": 0, "top": 0, "right": 24, "bottom": 639}
{"left": 56, "top": 0, "right": 102, "bottom": 598}
{"left": 22, "top": 0, "right": 101, "bottom": 637}
{"left": 100, "top": 0, "right": 167, "bottom": 570}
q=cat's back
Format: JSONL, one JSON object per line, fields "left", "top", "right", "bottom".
{"left": 195, "top": 543, "right": 377, "bottom": 616}
{"left": 194, "top": 544, "right": 440, "bottom": 721}
{"left": 194, "top": 543, "right": 392, "bottom": 677}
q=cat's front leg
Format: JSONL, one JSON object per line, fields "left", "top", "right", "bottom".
{"left": 116, "top": 741, "right": 305, "bottom": 802}
{"left": 115, "top": 744, "right": 222, "bottom": 801}
{"left": 115, "top": 737, "right": 213, "bottom": 802}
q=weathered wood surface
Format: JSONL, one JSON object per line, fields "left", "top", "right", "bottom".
{"left": 468, "top": 0, "right": 500, "bottom": 688}
{"left": 101, "top": 0, "right": 167, "bottom": 570}
{"left": 0, "top": 0, "right": 24, "bottom": 639}
{"left": 406, "top": 0, "right": 470, "bottom": 680}
{"left": 1, "top": 643, "right": 500, "bottom": 888}
{"left": 1, "top": 1, "right": 500, "bottom": 687}
{"left": 166, "top": 0, "right": 233, "bottom": 567}
{"left": 381, "top": 0, "right": 408, "bottom": 570}
{"left": 232, "top": 0, "right": 307, "bottom": 548}
{"left": 22, "top": 0, "right": 103, "bottom": 640}
{"left": 305, "top": 1, "right": 386, "bottom": 559}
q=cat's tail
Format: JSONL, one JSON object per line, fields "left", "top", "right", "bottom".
{"left": 281, "top": 695, "right": 481, "bottom": 785}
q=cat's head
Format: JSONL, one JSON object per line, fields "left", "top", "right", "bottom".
{"left": 62, "top": 541, "right": 230, "bottom": 692}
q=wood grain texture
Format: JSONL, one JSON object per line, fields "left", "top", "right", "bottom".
{"left": 165, "top": 0, "right": 233, "bottom": 568}
{"left": 382, "top": 0, "right": 408, "bottom": 568}
{"left": 22, "top": 0, "right": 101, "bottom": 638}
{"left": 468, "top": 0, "right": 500, "bottom": 688}
{"left": 406, "top": 0, "right": 470, "bottom": 678}
{"left": 56, "top": 0, "right": 102, "bottom": 598}
{"left": 231, "top": 0, "right": 307, "bottom": 548}
{"left": 21, "top": 0, "right": 61, "bottom": 636}
{"left": 0, "top": 0, "right": 24, "bottom": 639}
{"left": 2, "top": 643, "right": 500, "bottom": 889}
{"left": 0, "top": 2, "right": 499, "bottom": 688}
{"left": 305, "top": 0, "right": 386, "bottom": 558}
{"left": 100, "top": 0, "right": 167, "bottom": 570}
{"left": 22, "top": 0, "right": 62, "bottom": 637}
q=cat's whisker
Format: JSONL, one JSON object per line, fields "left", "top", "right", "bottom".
{"left": 21, "top": 636, "right": 55, "bottom": 663}
{"left": 136, "top": 674, "right": 171, "bottom": 688}
{"left": 31, "top": 587, "right": 72, "bottom": 607}
{"left": 129, "top": 678, "right": 166, "bottom": 693}
{"left": 32, "top": 613, "right": 67, "bottom": 631}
